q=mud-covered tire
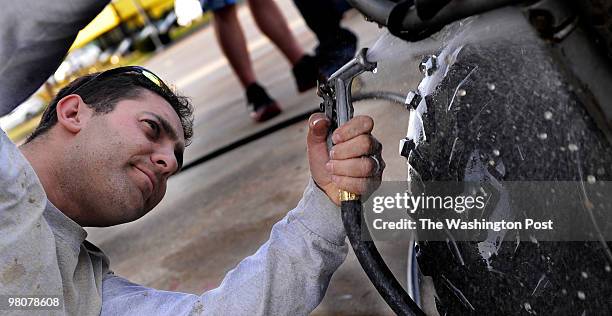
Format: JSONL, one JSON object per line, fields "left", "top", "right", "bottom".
{"left": 412, "top": 16, "right": 612, "bottom": 315}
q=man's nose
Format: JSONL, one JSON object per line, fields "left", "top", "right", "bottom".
{"left": 151, "top": 147, "right": 178, "bottom": 175}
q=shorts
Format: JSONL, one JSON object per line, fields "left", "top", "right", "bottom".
{"left": 201, "top": 0, "right": 237, "bottom": 12}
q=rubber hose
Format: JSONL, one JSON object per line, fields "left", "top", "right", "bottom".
{"left": 180, "top": 91, "right": 405, "bottom": 172}
{"left": 341, "top": 200, "right": 426, "bottom": 316}
{"left": 353, "top": 91, "right": 406, "bottom": 105}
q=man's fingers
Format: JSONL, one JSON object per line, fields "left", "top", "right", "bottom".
{"left": 327, "top": 157, "right": 378, "bottom": 177}
{"left": 307, "top": 114, "right": 384, "bottom": 203}
{"left": 331, "top": 116, "right": 374, "bottom": 144}
{"left": 330, "top": 135, "right": 381, "bottom": 160}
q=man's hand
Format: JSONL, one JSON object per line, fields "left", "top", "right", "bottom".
{"left": 307, "top": 113, "right": 385, "bottom": 205}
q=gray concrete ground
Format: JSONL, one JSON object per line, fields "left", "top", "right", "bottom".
{"left": 87, "top": 1, "right": 425, "bottom": 314}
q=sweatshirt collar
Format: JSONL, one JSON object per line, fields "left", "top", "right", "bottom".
{"left": 43, "top": 200, "right": 88, "bottom": 253}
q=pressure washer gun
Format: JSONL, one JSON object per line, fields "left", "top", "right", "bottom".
{"left": 317, "top": 47, "right": 377, "bottom": 163}
{"left": 317, "top": 48, "right": 426, "bottom": 316}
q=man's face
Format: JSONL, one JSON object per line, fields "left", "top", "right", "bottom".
{"left": 66, "top": 90, "right": 185, "bottom": 226}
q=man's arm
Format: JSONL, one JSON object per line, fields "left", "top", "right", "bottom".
{"left": 101, "top": 179, "right": 347, "bottom": 315}
{"left": 0, "top": 0, "right": 108, "bottom": 116}
{"left": 101, "top": 114, "right": 384, "bottom": 315}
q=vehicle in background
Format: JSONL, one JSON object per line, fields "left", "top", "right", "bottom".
{"left": 1, "top": 0, "right": 192, "bottom": 140}
{"left": 0, "top": 96, "right": 46, "bottom": 132}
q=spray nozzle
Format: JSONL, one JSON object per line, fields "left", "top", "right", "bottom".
{"left": 318, "top": 48, "right": 377, "bottom": 135}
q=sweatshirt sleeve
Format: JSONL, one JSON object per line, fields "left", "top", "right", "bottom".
{"left": 0, "top": 0, "right": 108, "bottom": 116}
{"left": 101, "top": 179, "right": 348, "bottom": 316}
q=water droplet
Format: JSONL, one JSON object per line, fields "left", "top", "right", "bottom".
{"left": 568, "top": 144, "right": 579, "bottom": 152}
{"left": 373, "top": 68, "right": 378, "bottom": 74}
{"left": 597, "top": 167, "right": 605, "bottom": 175}
{"left": 587, "top": 175, "right": 596, "bottom": 183}
{"left": 581, "top": 271, "right": 588, "bottom": 279}
{"left": 577, "top": 291, "right": 586, "bottom": 300}
{"left": 338, "top": 294, "right": 353, "bottom": 300}
{"left": 524, "top": 302, "right": 532, "bottom": 312}
{"left": 457, "top": 89, "right": 467, "bottom": 97}
{"left": 493, "top": 149, "right": 500, "bottom": 156}
{"left": 487, "top": 83, "right": 496, "bottom": 91}
{"left": 544, "top": 111, "right": 553, "bottom": 120}
{"left": 489, "top": 160, "right": 495, "bottom": 166}
{"left": 537, "top": 133, "right": 548, "bottom": 140}
{"left": 605, "top": 265, "right": 611, "bottom": 272}
{"left": 560, "top": 146, "right": 566, "bottom": 151}
{"left": 561, "top": 289, "right": 567, "bottom": 295}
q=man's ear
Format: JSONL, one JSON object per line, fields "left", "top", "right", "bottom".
{"left": 55, "top": 94, "right": 92, "bottom": 134}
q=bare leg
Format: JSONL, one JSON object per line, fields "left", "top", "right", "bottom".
{"left": 247, "top": 0, "right": 304, "bottom": 65}
{"left": 212, "top": 5, "right": 256, "bottom": 88}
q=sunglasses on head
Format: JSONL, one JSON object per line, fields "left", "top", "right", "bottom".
{"left": 66, "top": 65, "right": 169, "bottom": 96}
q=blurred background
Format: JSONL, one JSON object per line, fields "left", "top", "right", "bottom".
{"left": 1, "top": 0, "right": 211, "bottom": 141}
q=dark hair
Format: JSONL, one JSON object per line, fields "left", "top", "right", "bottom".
{"left": 27, "top": 72, "right": 194, "bottom": 144}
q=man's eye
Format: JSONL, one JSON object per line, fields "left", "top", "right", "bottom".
{"left": 144, "top": 120, "right": 160, "bottom": 136}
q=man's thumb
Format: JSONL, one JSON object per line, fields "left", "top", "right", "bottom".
{"left": 307, "top": 113, "right": 333, "bottom": 188}
{"left": 307, "top": 113, "right": 331, "bottom": 145}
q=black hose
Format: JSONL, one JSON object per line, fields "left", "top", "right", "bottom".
{"left": 180, "top": 92, "right": 405, "bottom": 173}
{"left": 346, "top": 90, "right": 427, "bottom": 315}
{"left": 416, "top": 0, "right": 452, "bottom": 21}
{"left": 353, "top": 91, "right": 406, "bottom": 105}
{"left": 179, "top": 109, "right": 319, "bottom": 173}
{"left": 398, "top": 0, "right": 521, "bottom": 34}
{"left": 347, "top": 0, "right": 523, "bottom": 41}
{"left": 341, "top": 200, "right": 426, "bottom": 316}
{"left": 345, "top": 0, "right": 396, "bottom": 25}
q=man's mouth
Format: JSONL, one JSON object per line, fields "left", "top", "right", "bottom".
{"left": 133, "top": 165, "right": 156, "bottom": 198}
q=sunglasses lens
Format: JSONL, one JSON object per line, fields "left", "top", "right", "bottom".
{"left": 142, "top": 70, "right": 163, "bottom": 88}
{"left": 67, "top": 67, "right": 167, "bottom": 97}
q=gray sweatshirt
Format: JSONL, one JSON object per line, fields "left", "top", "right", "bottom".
{"left": 0, "top": 128, "right": 348, "bottom": 315}
{"left": 0, "top": 0, "right": 348, "bottom": 314}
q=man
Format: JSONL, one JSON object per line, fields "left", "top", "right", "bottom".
{"left": 0, "top": 1, "right": 385, "bottom": 315}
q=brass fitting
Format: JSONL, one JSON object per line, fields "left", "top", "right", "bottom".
{"left": 339, "top": 190, "right": 360, "bottom": 202}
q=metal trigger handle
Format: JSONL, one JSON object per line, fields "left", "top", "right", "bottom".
{"left": 317, "top": 48, "right": 377, "bottom": 201}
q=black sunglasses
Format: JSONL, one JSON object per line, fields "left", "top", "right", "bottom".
{"left": 66, "top": 65, "right": 169, "bottom": 96}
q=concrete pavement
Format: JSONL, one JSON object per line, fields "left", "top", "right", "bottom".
{"left": 87, "top": 1, "right": 426, "bottom": 314}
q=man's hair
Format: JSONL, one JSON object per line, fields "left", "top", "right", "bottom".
{"left": 27, "top": 72, "right": 194, "bottom": 144}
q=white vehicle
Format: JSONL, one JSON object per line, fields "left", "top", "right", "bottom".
{"left": 174, "top": 0, "right": 202, "bottom": 27}
{"left": 0, "top": 96, "right": 45, "bottom": 131}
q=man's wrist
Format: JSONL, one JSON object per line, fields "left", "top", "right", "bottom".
{"left": 312, "top": 178, "right": 342, "bottom": 206}
{"left": 288, "top": 179, "right": 346, "bottom": 246}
